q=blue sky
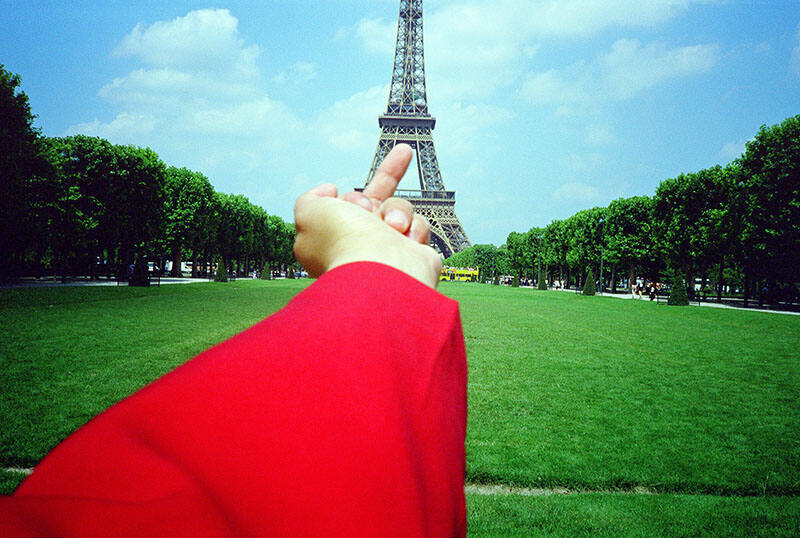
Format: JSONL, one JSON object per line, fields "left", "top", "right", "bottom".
{"left": 2, "top": 0, "right": 799, "bottom": 246}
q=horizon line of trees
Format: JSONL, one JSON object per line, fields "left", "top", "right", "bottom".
{"left": 1, "top": 64, "right": 296, "bottom": 283}
{"left": 445, "top": 113, "right": 800, "bottom": 307}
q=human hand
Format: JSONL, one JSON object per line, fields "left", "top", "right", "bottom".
{"left": 293, "top": 144, "right": 442, "bottom": 288}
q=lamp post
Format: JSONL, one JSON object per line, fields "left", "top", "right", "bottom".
{"left": 536, "top": 234, "right": 545, "bottom": 289}
{"left": 598, "top": 216, "right": 605, "bottom": 295}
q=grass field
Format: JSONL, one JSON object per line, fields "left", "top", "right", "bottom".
{"left": 2, "top": 279, "right": 799, "bottom": 534}
{"left": 0, "top": 280, "right": 308, "bottom": 467}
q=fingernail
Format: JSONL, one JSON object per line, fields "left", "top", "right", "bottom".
{"left": 385, "top": 209, "right": 408, "bottom": 229}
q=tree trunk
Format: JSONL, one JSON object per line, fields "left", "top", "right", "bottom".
{"left": 611, "top": 264, "right": 617, "bottom": 293}
{"left": 767, "top": 275, "right": 778, "bottom": 306}
{"left": 88, "top": 247, "right": 97, "bottom": 280}
{"left": 170, "top": 247, "right": 182, "bottom": 277}
{"left": 700, "top": 271, "right": 708, "bottom": 302}
{"left": 743, "top": 272, "right": 750, "bottom": 308}
{"left": 629, "top": 265, "right": 635, "bottom": 293}
{"left": 191, "top": 250, "right": 199, "bottom": 278}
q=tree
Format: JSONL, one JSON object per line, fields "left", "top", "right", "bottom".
{"left": 106, "top": 144, "right": 167, "bottom": 272}
{"left": 606, "top": 196, "right": 655, "bottom": 292}
{"left": 443, "top": 246, "right": 476, "bottom": 269}
{"left": 49, "top": 137, "right": 168, "bottom": 276}
{"left": 49, "top": 136, "right": 116, "bottom": 276}
{"left": 265, "top": 215, "right": 296, "bottom": 274}
{"left": 505, "top": 231, "right": 526, "bottom": 283}
{"left": 261, "top": 260, "right": 271, "bottom": 280}
{"left": 526, "top": 226, "right": 544, "bottom": 283}
{"left": 212, "top": 192, "right": 239, "bottom": 273}
{"left": 654, "top": 166, "right": 736, "bottom": 298}
{"left": 583, "top": 267, "right": 595, "bottom": 295}
{"left": 129, "top": 256, "right": 150, "bottom": 287}
{"left": 737, "top": 115, "right": 800, "bottom": 304}
{"left": 214, "top": 256, "right": 227, "bottom": 282}
{"left": 495, "top": 247, "right": 509, "bottom": 280}
{"left": 565, "top": 208, "right": 606, "bottom": 288}
{"left": 506, "top": 231, "right": 536, "bottom": 285}
{"left": 537, "top": 268, "right": 547, "bottom": 290}
{"left": 162, "top": 167, "right": 215, "bottom": 276}
{"left": 543, "top": 220, "right": 569, "bottom": 286}
{"left": 668, "top": 272, "right": 689, "bottom": 305}
{"left": 472, "top": 244, "right": 500, "bottom": 283}
{"left": 0, "top": 65, "right": 54, "bottom": 280}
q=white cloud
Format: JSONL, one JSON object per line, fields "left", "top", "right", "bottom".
{"left": 520, "top": 39, "right": 719, "bottom": 105}
{"left": 71, "top": 113, "right": 159, "bottom": 139}
{"left": 191, "top": 97, "right": 300, "bottom": 139}
{"left": 585, "top": 124, "right": 617, "bottom": 146}
{"left": 352, "top": 0, "right": 716, "bottom": 101}
{"left": 435, "top": 102, "right": 514, "bottom": 156}
{"left": 113, "top": 9, "right": 259, "bottom": 79}
{"left": 86, "top": 9, "right": 273, "bottom": 118}
{"left": 273, "top": 62, "right": 317, "bottom": 87}
{"left": 67, "top": 8, "right": 306, "bottom": 201}
{"left": 552, "top": 181, "right": 600, "bottom": 203}
{"left": 99, "top": 9, "right": 265, "bottom": 112}
{"left": 601, "top": 39, "right": 719, "bottom": 99}
{"left": 317, "top": 84, "right": 389, "bottom": 153}
{"left": 425, "top": 3, "right": 532, "bottom": 99}
{"left": 563, "top": 152, "right": 606, "bottom": 174}
{"left": 517, "top": 67, "right": 590, "bottom": 105}
{"left": 97, "top": 68, "right": 261, "bottom": 110}
{"left": 521, "top": 0, "right": 714, "bottom": 37}
{"left": 717, "top": 139, "right": 750, "bottom": 162}
{"left": 355, "top": 17, "right": 396, "bottom": 56}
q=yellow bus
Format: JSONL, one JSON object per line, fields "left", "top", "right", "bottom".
{"left": 439, "top": 267, "right": 479, "bottom": 282}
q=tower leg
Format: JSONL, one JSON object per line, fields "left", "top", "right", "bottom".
{"left": 365, "top": 126, "right": 470, "bottom": 258}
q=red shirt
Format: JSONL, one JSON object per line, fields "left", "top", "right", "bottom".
{"left": 1, "top": 262, "right": 467, "bottom": 536}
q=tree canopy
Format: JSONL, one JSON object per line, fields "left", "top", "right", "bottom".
{"left": 0, "top": 66, "right": 295, "bottom": 281}
{"left": 446, "top": 113, "right": 800, "bottom": 304}
{"left": 4, "top": 62, "right": 799, "bottom": 299}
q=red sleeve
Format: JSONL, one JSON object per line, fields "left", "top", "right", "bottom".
{"left": 1, "top": 262, "right": 467, "bottom": 537}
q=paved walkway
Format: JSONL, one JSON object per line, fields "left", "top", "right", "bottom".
{"left": 552, "top": 286, "right": 800, "bottom": 316}
{"left": 6, "top": 278, "right": 799, "bottom": 316}
{"left": 1, "top": 277, "right": 206, "bottom": 288}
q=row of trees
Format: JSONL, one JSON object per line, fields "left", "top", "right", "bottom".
{"left": 1, "top": 65, "right": 295, "bottom": 282}
{"left": 446, "top": 114, "right": 800, "bottom": 306}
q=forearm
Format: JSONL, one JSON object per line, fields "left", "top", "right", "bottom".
{"left": 6, "top": 262, "right": 467, "bottom": 536}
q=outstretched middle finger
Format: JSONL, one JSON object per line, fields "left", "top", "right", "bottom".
{"left": 362, "top": 143, "right": 413, "bottom": 202}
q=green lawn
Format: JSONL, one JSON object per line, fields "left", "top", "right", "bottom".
{"left": 0, "top": 280, "right": 307, "bottom": 467}
{"left": 443, "top": 283, "right": 800, "bottom": 496}
{"left": 2, "top": 279, "right": 799, "bottom": 534}
{"left": 466, "top": 492, "right": 800, "bottom": 536}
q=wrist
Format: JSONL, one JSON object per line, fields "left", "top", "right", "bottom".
{"left": 327, "top": 244, "right": 441, "bottom": 289}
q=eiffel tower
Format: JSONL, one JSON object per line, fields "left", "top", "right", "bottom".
{"left": 361, "top": 0, "right": 470, "bottom": 258}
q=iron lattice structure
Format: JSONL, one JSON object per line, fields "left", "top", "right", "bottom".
{"left": 362, "top": 0, "right": 470, "bottom": 258}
